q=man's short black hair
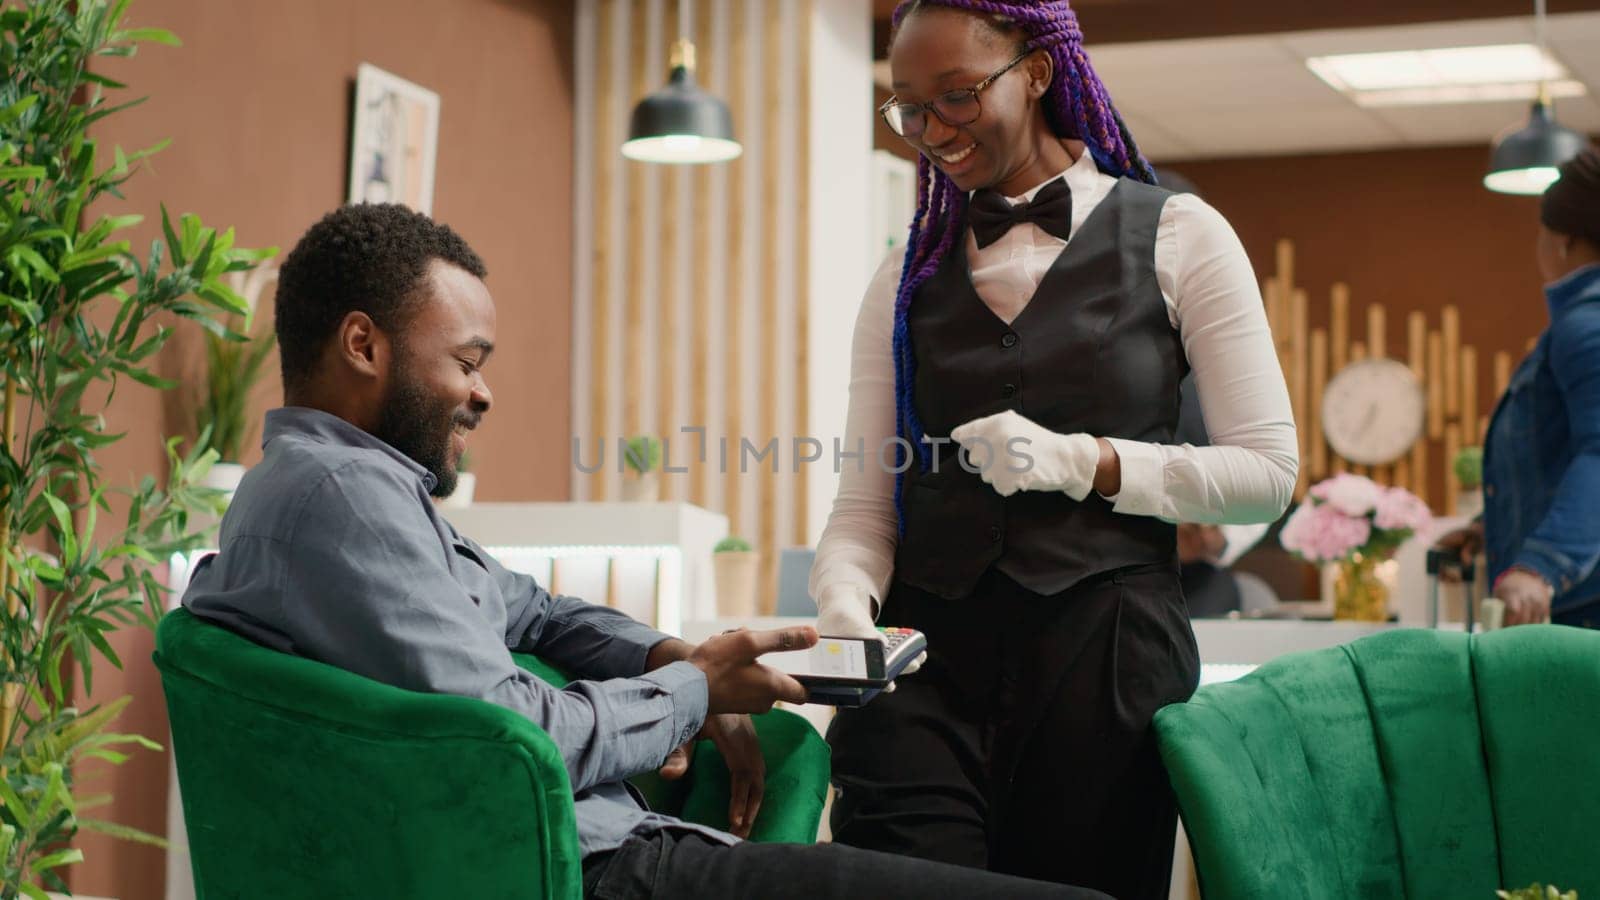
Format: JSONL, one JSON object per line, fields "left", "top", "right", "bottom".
{"left": 274, "top": 203, "right": 487, "bottom": 394}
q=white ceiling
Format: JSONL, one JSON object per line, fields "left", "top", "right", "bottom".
{"left": 875, "top": 12, "right": 1600, "bottom": 162}
{"left": 1088, "top": 12, "right": 1600, "bottom": 161}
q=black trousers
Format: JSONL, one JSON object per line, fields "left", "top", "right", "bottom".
{"left": 581, "top": 829, "right": 1112, "bottom": 899}
{"left": 828, "top": 564, "right": 1201, "bottom": 900}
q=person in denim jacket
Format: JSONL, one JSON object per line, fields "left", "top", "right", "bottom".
{"left": 1440, "top": 148, "right": 1600, "bottom": 628}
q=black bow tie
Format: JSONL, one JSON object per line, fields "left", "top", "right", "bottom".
{"left": 969, "top": 178, "right": 1073, "bottom": 249}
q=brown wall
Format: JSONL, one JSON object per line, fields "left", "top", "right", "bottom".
{"left": 1172, "top": 143, "right": 1555, "bottom": 419}
{"left": 73, "top": 1, "right": 575, "bottom": 897}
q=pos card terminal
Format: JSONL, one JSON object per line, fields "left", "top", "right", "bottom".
{"left": 762, "top": 628, "right": 928, "bottom": 708}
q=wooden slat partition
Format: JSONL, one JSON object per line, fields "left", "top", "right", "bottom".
{"left": 576, "top": 0, "right": 815, "bottom": 607}
{"left": 1260, "top": 240, "right": 1536, "bottom": 513}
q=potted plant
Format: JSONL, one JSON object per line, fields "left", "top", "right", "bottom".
{"left": 439, "top": 449, "right": 476, "bottom": 510}
{"left": 1498, "top": 886, "right": 1577, "bottom": 900}
{"left": 0, "top": 2, "right": 273, "bottom": 894}
{"left": 193, "top": 264, "right": 278, "bottom": 498}
{"left": 620, "top": 435, "right": 663, "bottom": 502}
{"left": 1454, "top": 446, "right": 1484, "bottom": 519}
{"left": 1280, "top": 474, "right": 1432, "bottom": 621}
{"left": 712, "top": 536, "right": 760, "bottom": 618}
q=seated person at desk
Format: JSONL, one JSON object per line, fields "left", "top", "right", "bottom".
{"left": 181, "top": 204, "right": 1105, "bottom": 900}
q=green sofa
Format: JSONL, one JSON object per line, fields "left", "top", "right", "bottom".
{"left": 154, "top": 607, "right": 831, "bottom": 899}
{"left": 1154, "top": 625, "right": 1600, "bottom": 898}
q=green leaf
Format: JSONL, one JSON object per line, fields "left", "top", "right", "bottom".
{"left": 57, "top": 696, "right": 131, "bottom": 748}
{"left": 110, "top": 361, "right": 178, "bottom": 389}
{"left": 0, "top": 164, "right": 47, "bottom": 180}
{"left": 160, "top": 203, "right": 182, "bottom": 266}
{"left": 61, "top": 239, "right": 129, "bottom": 271}
{"left": 9, "top": 245, "right": 59, "bottom": 284}
{"left": 0, "top": 94, "right": 39, "bottom": 124}
{"left": 78, "top": 817, "right": 171, "bottom": 849}
{"left": 84, "top": 626, "right": 123, "bottom": 670}
{"left": 119, "top": 26, "right": 180, "bottom": 46}
{"left": 42, "top": 492, "right": 75, "bottom": 543}
{"left": 19, "top": 882, "right": 51, "bottom": 900}
{"left": 29, "top": 847, "right": 85, "bottom": 872}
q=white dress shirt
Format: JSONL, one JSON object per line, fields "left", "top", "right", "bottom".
{"left": 810, "top": 147, "right": 1299, "bottom": 608}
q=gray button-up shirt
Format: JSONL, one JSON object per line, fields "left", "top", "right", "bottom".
{"left": 182, "top": 407, "right": 734, "bottom": 857}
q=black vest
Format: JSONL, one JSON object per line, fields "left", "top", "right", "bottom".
{"left": 894, "top": 179, "right": 1187, "bottom": 600}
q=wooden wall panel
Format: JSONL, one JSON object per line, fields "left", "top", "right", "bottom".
{"left": 575, "top": 0, "right": 814, "bottom": 607}
{"left": 1268, "top": 240, "right": 1514, "bottom": 511}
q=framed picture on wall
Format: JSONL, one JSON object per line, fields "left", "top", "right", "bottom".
{"left": 348, "top": 63, "right": 440, "bottom": 213}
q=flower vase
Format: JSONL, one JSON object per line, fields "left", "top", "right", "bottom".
{"left": 1334, "top": 553, "right": 1390, "bottom": 622}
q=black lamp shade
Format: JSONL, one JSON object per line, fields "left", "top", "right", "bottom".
{"left": 1485, "top": 100, "right": 1589, "bottom": 195}
{"left": 622, "top": 66, "right": 742, "bottom": 164}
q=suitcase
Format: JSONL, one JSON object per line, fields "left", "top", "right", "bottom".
{"left": 1424, "top": 547, "right": 1498, "bottom": 630}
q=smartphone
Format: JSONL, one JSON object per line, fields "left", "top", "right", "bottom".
{"left": 762, "top": 635, "right": 887, "bottom": 686}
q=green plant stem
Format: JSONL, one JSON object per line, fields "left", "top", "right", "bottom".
{"left": 1, "top": 375, "right": 16, "bottom": 776}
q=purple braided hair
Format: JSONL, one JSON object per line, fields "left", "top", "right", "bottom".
{"left": 888, "top": 0, "right": 1157, "bottom": 534}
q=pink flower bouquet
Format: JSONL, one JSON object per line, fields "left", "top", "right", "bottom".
{"left": 1280, "top": 473, "right": 1433, "bottom": 564}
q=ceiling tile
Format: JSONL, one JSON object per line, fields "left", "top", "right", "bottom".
{"left": 1088, "top": 34, "right": 1301, "bottom": 70}
{"left": 1149, "top": 105, "right": 1402, "bottom": 161}
{"left": 1007, "top": 12, "right": 1600, "bottom": 161}
{"left": 1120, "top": 112, "right": 1195, "bottom": 160}
{"left": 1095, "top": 59, "right": 1353, "bottom": 113}
{"left": 1544, "top": 10, "right": 1600, "bottom": 40}
{"left": 1278, "top": 16, "right": 1532, "bottom": 57}
{"left": 1550, "top": 35, "right": 1600, "bottom": 87}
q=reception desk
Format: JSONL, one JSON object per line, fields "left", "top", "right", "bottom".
{"left": 681, "top": 615, "right": 1398, "bottom": 689}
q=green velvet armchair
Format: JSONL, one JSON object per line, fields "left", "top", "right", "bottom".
{"left": 154, "top": 607, "right": 831, "bottom": 899}
{"left": 1154, "top": 625, "right": 1600, "bottom": 898}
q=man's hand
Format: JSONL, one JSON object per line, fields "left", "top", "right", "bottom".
{"left": 656, "top": 714, "right": 766, "bottom": 838}
{"left": 1496, "top": 568, "right": 1554, "bottom": 626}
{"left": 688, "top": 627, "right": 815, "bottom": 714}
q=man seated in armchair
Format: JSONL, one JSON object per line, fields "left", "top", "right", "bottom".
{"left": 181, "top": 203, "right": 1104, "bottom": 900}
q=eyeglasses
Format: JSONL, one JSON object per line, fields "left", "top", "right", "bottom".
{"left": 879, "top": 51, "right": 1031, "bottom": 140}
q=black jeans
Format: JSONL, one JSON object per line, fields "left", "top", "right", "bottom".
{"left": 828, "top": 565, "right": 1200, "bottom": 900}
{"left": 581, "top": 829, "right": 1112, "bottom": 899}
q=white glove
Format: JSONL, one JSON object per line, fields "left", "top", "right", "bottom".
{"left": 814, "top": 583, "right": 924, "bottom": 679}
{"left": 949, "top": 410, "right": 1100, "bottom": 500}
{"left": 816, "top": 583, "right": 880, "bottom": 639}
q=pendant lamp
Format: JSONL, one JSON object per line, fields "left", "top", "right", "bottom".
{"left": 622, "top": 0, "right": 742, "bottom": 165}
{"left": 1485, "top": 0, "right": 1588, "bottom": 195}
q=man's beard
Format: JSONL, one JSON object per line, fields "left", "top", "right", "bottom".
{"left": 374, "top": 358, "right": 474, "bottom": 499}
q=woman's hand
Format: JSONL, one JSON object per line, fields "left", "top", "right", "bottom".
{"left": 814, "top": 584, "right": 924, "bottom": 682}
{"left": 1496, "top": 568, "right": 1554, "bottom": 626}
{"left": 950, "top": 410, "right": 1100, "bottom": 499}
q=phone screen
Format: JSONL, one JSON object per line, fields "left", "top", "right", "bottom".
{"left": 763, "top": 637, "right": 885, "bottom": 683}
